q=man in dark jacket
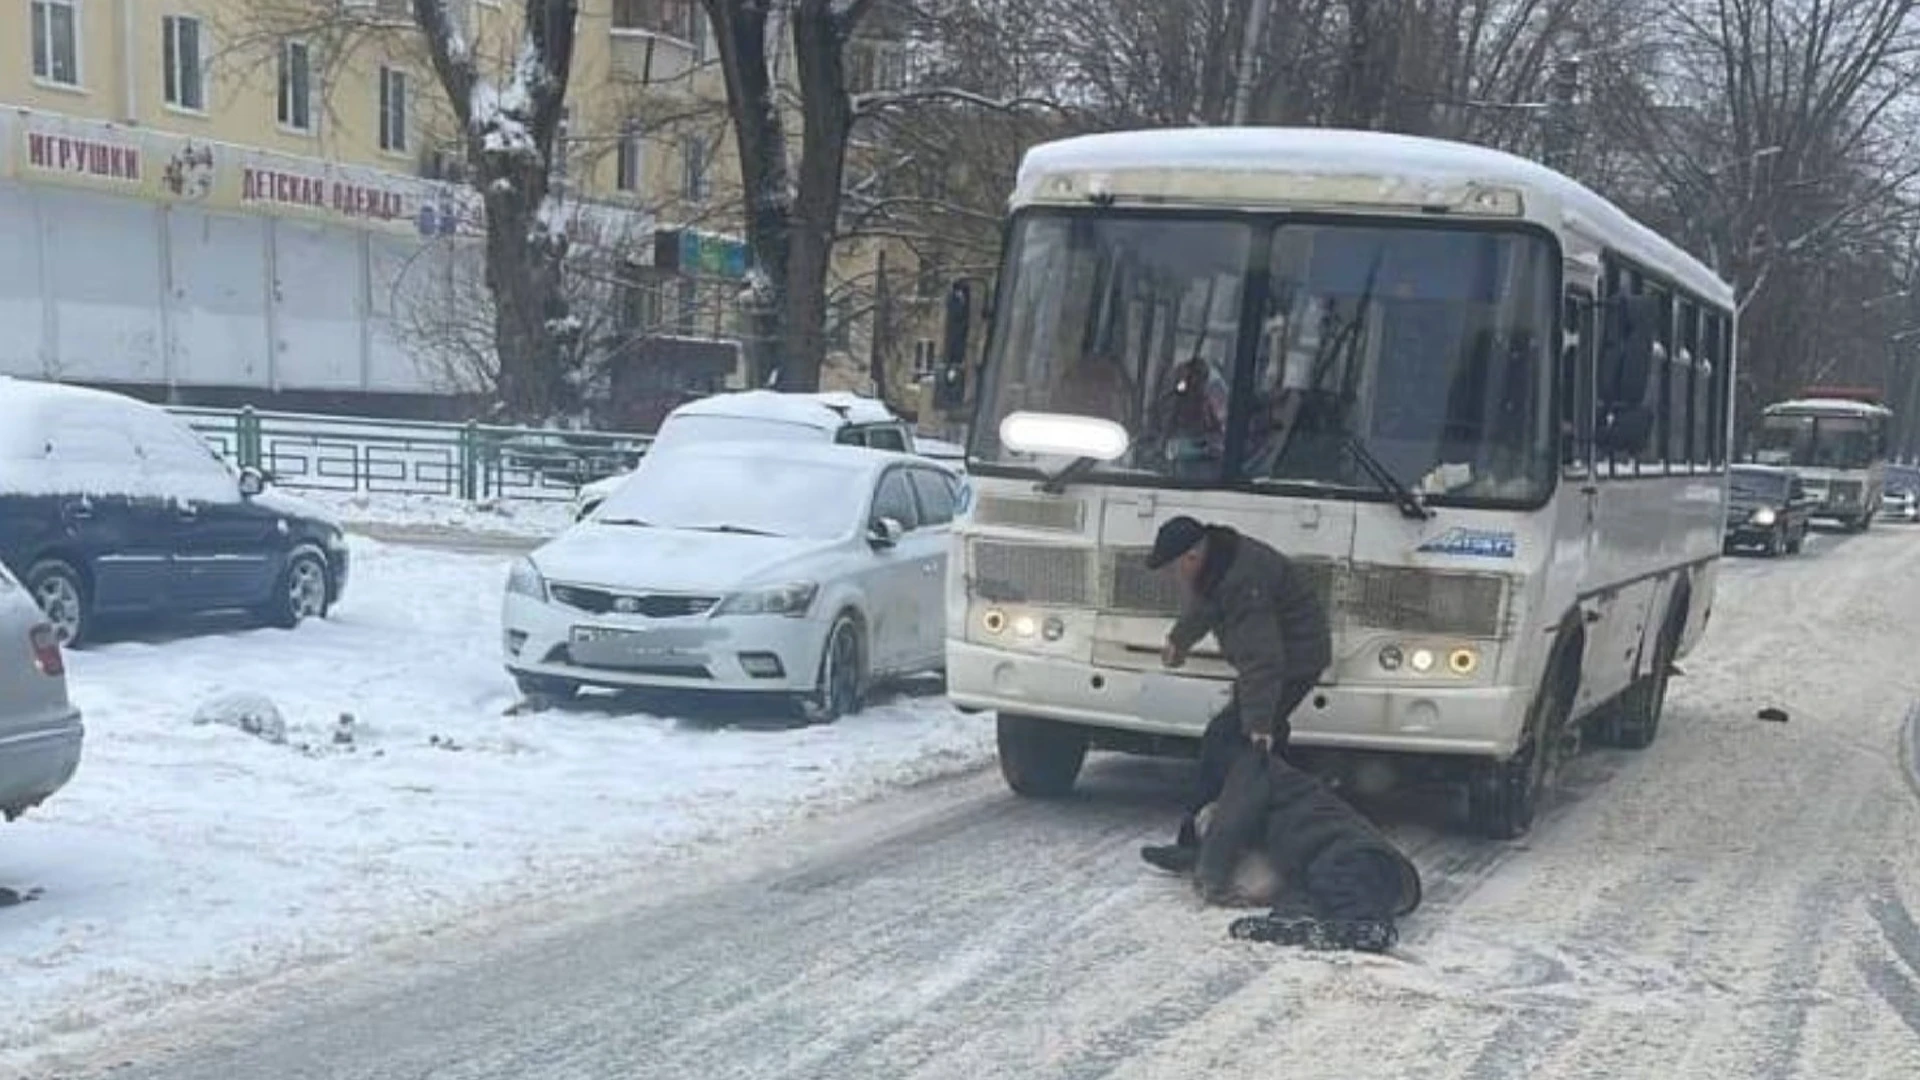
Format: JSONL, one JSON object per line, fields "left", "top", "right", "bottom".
{"left": 1194, "top": 744, "right": 1421, "bottom": 952}
{"left": 1140, "top": 516, "right": 1332, "bottom": 874}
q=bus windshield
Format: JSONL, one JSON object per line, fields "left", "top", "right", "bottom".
{"left": 1753, "top": 414, "right": 1879, "bottom": 469}
{"left": 970, "top": 212, "right": 1557, "bottom": 505}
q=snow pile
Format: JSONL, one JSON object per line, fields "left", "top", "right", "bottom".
{"left": 470, "top": 40, "right": 542, "bottom": 159}
{"left": 189, "top": 693, "right": 287, "bottom": 745}
{"left": 293, "top": 489, "right": 575, "bottom": 539}
{"left": 0, "top": 536, "right": 993, "bottom": 1067}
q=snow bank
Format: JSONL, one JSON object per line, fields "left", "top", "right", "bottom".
{"left": 0, "top": 536, "right": 992, "bottom": 1066}
{"left": 293, "top": 489, "right": 575, "bottom": 539}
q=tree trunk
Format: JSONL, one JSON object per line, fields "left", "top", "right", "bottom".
{"left": 411, "top": 0, "right": 581, "bottom": 423}
{"left": 704, "top": 0, "right": 796, "bottom": 388}
{"left": 784, "top": 1, "right": 858, "bottom": 392}
{"left": 480, "top": 192, "right": 570, "bottom": 420}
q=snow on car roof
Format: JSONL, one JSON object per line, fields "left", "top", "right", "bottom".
{"left": 667, "top": 390, "right": 899, "bottom": 430}
{"left": 1766, "top": 397, "right": 1893, "bottom": 417}
{"left": 644, "top": 437, "right": 915, "bottom": 475}
{"left": 1015, "top": 127, "right": 1732, "bottom": 306}
{"left": 0, "top": 376, "right": 138, "bottom": 457}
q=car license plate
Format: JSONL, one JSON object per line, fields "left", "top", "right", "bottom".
{"left": 571, "top": 626, "right": 675, "bottom": 656}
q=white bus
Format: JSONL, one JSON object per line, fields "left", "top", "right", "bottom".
{"left": 942, "top": 128, "right": 1736, "bottom": 839}
{"left": 1749, "top": 392, "right": 1891, "bottom": 530}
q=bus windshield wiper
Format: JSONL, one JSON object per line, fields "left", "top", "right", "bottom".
{"left": 1344, "top": 434, "right": 1434, "bottom": 520}
{"left": 1038, "top": 455, "right": 1101, "bottom": 494}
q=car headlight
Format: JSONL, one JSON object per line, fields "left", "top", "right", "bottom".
{"left": 716, "top": 581, "right": 819, "bottom": 617}
{"left": 1751, "top": 507, "right": 1777, "bottom": 526}
{"left": 506, "top": 558, "right": 548, "bottom": 601}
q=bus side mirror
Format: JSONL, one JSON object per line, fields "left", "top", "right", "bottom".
{"left": 1600, "top": 294, "right": 1663, "bottom": 407}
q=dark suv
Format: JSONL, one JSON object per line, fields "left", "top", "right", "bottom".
{"left": 0, "top": 379, "right": 349, "bottom": 646}
{"left": 1725, "top": 464, "right": 1812, "bottom": 557}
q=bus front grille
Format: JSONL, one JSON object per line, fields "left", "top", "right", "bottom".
{"left": 968, "top": 541, "right": 1506, "bottom": 638}
{"left": 972, "top": 494, "right": 1086, "bottom": 532}
{"left": 1345, "top": 566, "right": 1506, "bottom": 637}
{"left": 969, "top": 541, "right": 1094, "bottom": 606}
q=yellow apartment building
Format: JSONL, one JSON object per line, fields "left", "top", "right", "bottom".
{"left": 1, "top": 0, "right": 929, "bottom": 425}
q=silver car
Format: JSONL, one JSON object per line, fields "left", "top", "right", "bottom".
{"left": 0, "top": 559, "right": 83, "bottom": 823}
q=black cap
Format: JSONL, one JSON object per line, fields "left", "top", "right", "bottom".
{"left": 1145, "top": 516, "right": 1208, "bottom": 570}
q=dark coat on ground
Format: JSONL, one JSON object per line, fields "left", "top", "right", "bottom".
{"left": 1168, "top": 527, "right": 1333, "bottom": 738}
{"left": 1195, "top": 746, "right": 1422, "bottom": 922}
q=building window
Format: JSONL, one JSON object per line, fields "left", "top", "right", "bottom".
{"left": 848, "top": 39, "right": 907, "bottom": 93}
{"left": 163, "top": 15, "right": 207, "bottom": 111}
{"left": 913, "top": 339, "right": 937, "bottom": 381}
{"left": 676, "top": 277, "right": 700, "bottom": 335}
{"left": 681, "top": 135, "right": 710, "bottom": 201}
{"left": 379, "top": 67, "right": 409, "bottom": 152}
{"left": 616, "top": 121, "right": 645, "bottom": 193}
{"left": 829, "top": 295, "right": 853, "bottom": 351}
{"left": 278, "top": 40, "right": 312, "bottom": 131}
{"left": 30, "top": 0, "right": 80, "bottom": 86}
{"left": 613, "top": 0, "right": 695, "bottom": 40}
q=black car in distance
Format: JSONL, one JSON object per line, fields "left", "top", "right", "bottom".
{"left": 0, "top": 378, "right": 350, "bottom": 646}
{"left": 1725, "top": 464, "right": 1812, "bottom": 557}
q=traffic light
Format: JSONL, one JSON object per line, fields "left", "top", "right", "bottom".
{"left": 934, "top": 280, "right": 973, "bottom": 412}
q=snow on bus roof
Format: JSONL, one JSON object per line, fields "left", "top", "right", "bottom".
{"left": 1015, "top": 127, "right": 1733, "bottom": 307}
{"left": 669, "top": 390, "right": 898, "bottom": 429}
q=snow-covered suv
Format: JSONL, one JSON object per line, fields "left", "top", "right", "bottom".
{"left": 571, "top": 391, "right": 921, "bottom": 521}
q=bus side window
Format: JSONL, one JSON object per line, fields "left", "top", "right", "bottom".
{"left": 1562, "top": 292, "right": 1594, "bottom": 476}
{"left": 1638, "top": 284, "right": 1673, "bottom": 477}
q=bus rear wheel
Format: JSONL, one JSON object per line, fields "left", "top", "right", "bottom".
{"left": 997, "top": 714, "right": 1088, "bottom": 798}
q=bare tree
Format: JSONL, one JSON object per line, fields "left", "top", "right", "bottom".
{"left": 232, "top": 0, "right": 584, "bottom": 423}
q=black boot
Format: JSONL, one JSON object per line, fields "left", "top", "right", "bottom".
{"left": 1140, "top": 815, "right": 1200, "bottom": 874}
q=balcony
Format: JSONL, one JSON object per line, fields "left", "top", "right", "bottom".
{"left": 610, "top": 30, "right": 699, "bottom": 87}
{"left": 610, "top": 0, "right": 706, "bottom": 86}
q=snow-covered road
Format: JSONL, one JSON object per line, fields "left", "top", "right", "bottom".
{"left": 0, "top": 537, "right": 991, "bottom": 1071}
{"left": 21, "top": 525, "right": 1920, "bottom": 1080}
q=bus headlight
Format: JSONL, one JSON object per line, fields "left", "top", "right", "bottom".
{"left": 1012, "top": 614, "right": 1038, "bottom": 638}
{"left": 982, "top": 608, "right": 1007, "bottom": 634}
{"left": 1448, "top": 647, "right": 1480, "bottom": 676}
{"left": 1751, "top": 507, "right": 1777, "bottom": 526}
{"left": 1378, "top": 644, "right": 1404, "bottom": 671}
{"left": 1041, "top": 616, "right": 1066, "bottom": 641}
{"left": 1408, "top": 647, "right": 1438, "bottom": 673}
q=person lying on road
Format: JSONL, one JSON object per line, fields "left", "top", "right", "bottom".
{"left": 1138, "top": 515, "right": 1332, "bottom": 875}
{"left": 1174, "top": 743, "right": 1422, "bottom": 953}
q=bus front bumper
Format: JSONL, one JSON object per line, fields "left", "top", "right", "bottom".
{"left": 947, "top": 641, "right": 1528, "bottom": 759}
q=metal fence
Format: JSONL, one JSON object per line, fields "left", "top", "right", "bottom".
{"left": 169, "top": 406, "right": 653, "bottom": 503}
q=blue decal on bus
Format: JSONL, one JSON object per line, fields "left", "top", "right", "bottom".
{"left": 1416, "top": 527, "right": 1517, "bottom": 559}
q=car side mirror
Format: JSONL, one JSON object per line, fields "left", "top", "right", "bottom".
{"left": 238, "top": 466, "right": 268, "bottom": 498}
{"left": 868, "top": 517, "right": 905, "bottom": 549}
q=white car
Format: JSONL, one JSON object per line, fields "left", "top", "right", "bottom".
{"left": 569, "top": 391, "right": 920, "bottom": 522}
{"left": 0, "top": 559, "right": 82, "bottom": 825}
{"left": 505, "top": 441, "right": 962, "bottom": 721}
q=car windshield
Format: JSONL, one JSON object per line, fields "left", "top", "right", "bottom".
{"left": 1752, "top": 414, "right": 1879, "bottom": 469}
{"left": 1729, "top": 469, "right": 1787, "bottom": 500}
{"left": 970, "top": 212, "right": 1556, "bottom": 504}
{"left": 596, "top": 451, "right": 865, "bottom": 540}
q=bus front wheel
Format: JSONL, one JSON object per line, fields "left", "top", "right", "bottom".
{"left": 997, "top": 714, "right": 1089, "bottom": 798}
{"left": 1468, "top": 642, "right": 1575, "bottom": 841}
